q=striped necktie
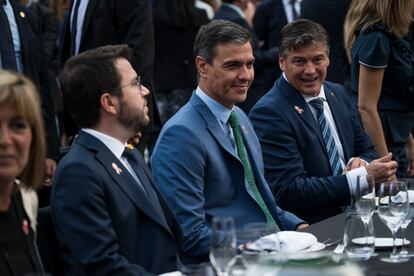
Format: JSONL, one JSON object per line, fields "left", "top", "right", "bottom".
{"left": 309, "top": 98, "right": 342, "bottom": 175}
{"left": 229, "top": 111, "right": 280, "bottom": 230}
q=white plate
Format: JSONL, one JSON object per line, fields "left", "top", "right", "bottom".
{"left": 353, "top": 237, "right": 410, "bottom": 248}
{"left": 300, "top": 242, "right": 326, "bottom": 253}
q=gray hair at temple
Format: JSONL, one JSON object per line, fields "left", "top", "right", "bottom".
{"left": 194, "top": 19, "right": 252, "bottom": 64}
{"left": 279, "top": 19, "right": 330, "bottom": 58}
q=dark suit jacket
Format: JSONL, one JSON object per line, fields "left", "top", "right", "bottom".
{"left": 214, "top": 4, "right": 278, "bottom": 113}
{"left": 59, "top": 0, "right": 160, "bottom": 136}
{"left": 51, "top": 131, "right": 182, "bottom": 275}
{"left": 9, "top": 0, "right": 59, "bottom": 160}
{"left": 253, "top": 0, "right": 288, "bottom": 90}
{"left": 301, "top": 0, "right": 351, "bottom": 84}
{"left": 152, "top": 93, "right": 303, "bottom": 261}
{"left": 250, "top": 77, "right": 377, "bottom": 223}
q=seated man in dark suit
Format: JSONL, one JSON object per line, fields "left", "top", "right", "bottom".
{"left": 151, "top": 20, "right": 305, "bottom": 263}
{"left": 51, "top": 45, "right": 183, "bottom": 275}
{"left": 250, "top": 19, "right": 398, "bottom": 224}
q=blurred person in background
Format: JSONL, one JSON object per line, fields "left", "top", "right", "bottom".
{"left": 344, "top": 0, "right": 414, "bottom": 178}
{"left": 152, "top": 0, "right": 209, "bottom": 124}
{"left": 0, "top": 71, "right": 46, "bottom": 275}
{"left": 0, "top": 0, "right": 60, "bottom": 185}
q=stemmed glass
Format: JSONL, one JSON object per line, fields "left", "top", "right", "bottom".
{"left": 377, "top": 181, "right": 409, "bottom": 263}
{"left": 209, "top": 217, "right": 237, "bottom": 276}
{"left": 355, "top": 175, "right": 376, "bottom": 225}
{"left": 399, "top": 179, "right": 414, "bottom": 256}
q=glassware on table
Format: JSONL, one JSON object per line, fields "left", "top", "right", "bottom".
{"left": 355, "top": 175, "right": 376, "bottom": 225}
{"left": 180, "top": 263, "right": 215, "bottom": 276}
{"left": 238, "top": 224, "right": 280, "bottom": 266}
{"left": 343, "top": 211, "right": 375, "bottom": 260}
{"left": 209, "top": 217, "right": 237, "bottom": 276}
{"left": 399, "top": 178, "right": 414, "bottom": 256}
{"left": 377, "top": 181, "right": 410, "bottom": 263}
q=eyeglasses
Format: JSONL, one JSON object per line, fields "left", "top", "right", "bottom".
{"left": 109, "top": 76, "right": 141, "bottom": 93}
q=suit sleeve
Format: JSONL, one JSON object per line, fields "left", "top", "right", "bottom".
{"left": 250, "top": 103, "right": 351, "bottom": 214}
{"left": 51, "top": 162, "right": 155, "bottom": 275}
{"left": 151, "top": 125, "right": 210, "bottom": 263}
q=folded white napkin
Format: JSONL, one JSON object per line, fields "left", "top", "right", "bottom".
{"left": 158, "top": 272, "right": 181, "bottom": 276}
{"left": 258, "top": 231, "right": 318, "bottom": 254}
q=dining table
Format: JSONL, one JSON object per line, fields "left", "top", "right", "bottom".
{"left": 305, "top": 212, "right": 414, "bottom": 276}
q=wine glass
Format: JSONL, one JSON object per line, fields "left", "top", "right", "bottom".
{"left": 209, "top": 217, "right": 237, "bottom": 276}
{"left": 399, "top": 178, "right": 414, "bottom": 256}
{"left": 355, "top": 175, "right": 376, "bottom": 225}
{"left": 377, "top": 181, "right": 409, "bottom": 263}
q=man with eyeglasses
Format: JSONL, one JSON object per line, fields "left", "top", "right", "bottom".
{"left": 51, "top": 45, "right": 184, "bottom": 275}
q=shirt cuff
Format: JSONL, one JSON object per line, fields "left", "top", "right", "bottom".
{"left": 345, "top": 166, "right": 368, "bottom": 195}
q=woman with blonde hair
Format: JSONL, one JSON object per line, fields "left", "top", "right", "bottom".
{"left": 344, "top": 0, "right": 414, "bottom": 178}
{"left": 0, "top": 70, "right": 46, "bottom": 274}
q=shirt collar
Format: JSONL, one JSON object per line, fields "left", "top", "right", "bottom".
{"left": 302, "top": 85, "right": 326, "bottom": 103}
{"left": 195, "top": 87, "right": 233, "bottom": 125}
{"left": 221, "top": 3, "right": 245, "bottom": 19}
{"left": 82, "top": 128, "right": 127, "bottom": 159}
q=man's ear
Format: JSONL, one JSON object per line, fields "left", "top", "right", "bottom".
{"left": 100, "top": 93, "right": 118, "bottom": 115}
{"left": 196, "top": 56, "right": 208, "bottom": 78}
{"left": 279, "top": 57, "right": 285, "bottom": 72}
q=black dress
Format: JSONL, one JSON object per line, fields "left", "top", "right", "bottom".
{"left": 350, "top": 24, "right": 414, "bottom": 177}
{"left": 0, "top": 190, "right": 43, "bottom": 275}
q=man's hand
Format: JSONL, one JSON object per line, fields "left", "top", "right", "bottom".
{"left": 407, "top": 134, "right": 414, "bottom": 177}
{"left": 44, "top": 158, "right": 57, "bottom": 186}
{"left": 366, "top": 153, "right": 398, "bottom": 184}
{"left": 343, "top": 157, "right": 368, "bottom": 173}
{"left": 296, "top": 223, "right": 309, "bottom": 230}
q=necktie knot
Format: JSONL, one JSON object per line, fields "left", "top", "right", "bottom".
{"left": 309, "top": 98, "right": 324, "bottom": 112}
{"left": 228, "top": 111, "right": 239, "bottom": 129}
{"left": 122, "top": 147, "right": 135, "bottom": 161}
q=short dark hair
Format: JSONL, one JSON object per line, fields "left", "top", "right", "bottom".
{"left": 194, "top": 19, "right": 251, "bottom": 64}
{"left": 279, "top": 19, "right": 329, "bottom": 58}
{"left": 60, "top": 45, "right": 132, "bottom": 128}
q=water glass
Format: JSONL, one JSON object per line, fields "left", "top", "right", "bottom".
{"left": 238, "top": 225, "right": 279, "bottom": 266}
{"left": 209, "top": 217, "right": 237, "bottom": 276}
{"left": 343, "top": 212, "right": 375, "bottom": 260}
{"left": 399, "top": 178, "right": 414, "bottom": 256}
{"left": 378, "top": 181, "right": 409, "bottom": 263}
{"left": 355, "top": 175, "right": 376, "bottom": 224}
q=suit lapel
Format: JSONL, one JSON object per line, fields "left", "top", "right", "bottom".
{"left": 190, "top": 94, "right": 240, "bottom": 160}
{"left": 324, "top": 84, "right": 350, "bottom": 161}
{"left": 77, "top": 132, "right": 173, "bottom": 235}
{"left": 79, "top": 0, "right": 98, "bottom": 48}
{"left": 10, "top": 1, "right": 29, "bottom": 73}
{"left": 278, "top": 77, "right": 326, "bottom": 151}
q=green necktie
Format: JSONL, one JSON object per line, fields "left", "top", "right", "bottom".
{"left": 228, "top": 111, "right": 279, "bottom": 229}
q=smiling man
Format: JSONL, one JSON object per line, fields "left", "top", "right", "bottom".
{"left": 151, "top": 20, "right": 304, "bottom": 262}
{"left": 250, "top": 19, "right": 398, "bottom": 224}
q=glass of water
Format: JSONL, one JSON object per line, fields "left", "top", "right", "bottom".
{"left": 399, "top": 178, "right": 414, "bottom": 256}
{"left": 343, "top": 211, "right": 375, "bottom": 260}
{"left": 209, "top": 217, "right": 237, "bottom": 276}
{"left": 378, "top": 181, "right": 409, "bottom": 263}
{"left": 355, "top": 175, "right": 376, "bottom": 225}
